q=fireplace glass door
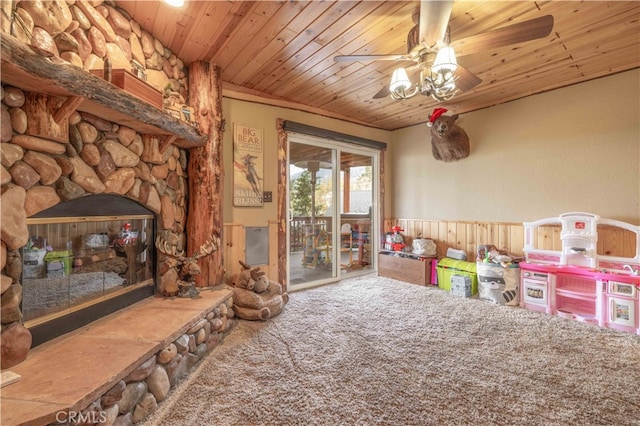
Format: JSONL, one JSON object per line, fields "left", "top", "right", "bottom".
{"left": 22, "top": 215, "right": 154, "bottom": 325}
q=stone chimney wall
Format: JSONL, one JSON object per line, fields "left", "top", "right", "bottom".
{"left": 1, "top": 0, "right": 192, "bottom": 369}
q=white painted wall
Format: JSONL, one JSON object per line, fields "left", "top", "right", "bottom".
{"left": 221, "top": 99, "right": 391, "bottom": 226}
{"left": 388, "top": 69, "right": 640, "bottom": 224}
{"left": 222, "top": 69, "right": 639, "bottom": 227}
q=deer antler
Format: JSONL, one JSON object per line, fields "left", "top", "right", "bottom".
{"left": 155, "top": 235, "right": 186, "bottom": 260}
{"left": 192, "top": 235, "right": 220, "bottom": 259}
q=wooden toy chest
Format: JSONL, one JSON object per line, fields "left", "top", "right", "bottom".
{"left": 378, "top": 251, "right": 434, "bottom": 285}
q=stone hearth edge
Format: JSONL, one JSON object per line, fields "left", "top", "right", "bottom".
{"left": 1, "top": 287, "right": 236, "bottom": 426}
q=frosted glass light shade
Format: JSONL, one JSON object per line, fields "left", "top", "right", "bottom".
{"left": 431, "top": 46, "right": 458, "bottom": 75}
{"left": 389, "top": 68, "right": 412, "bottom": 91}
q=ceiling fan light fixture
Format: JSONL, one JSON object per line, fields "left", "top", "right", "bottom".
{"left": 389, "top": 68, "right": 412, "bottom": 92}
{"left": 334, "top": 3, "right": 556, "bottom": 106}
{"left": 431, "top": 81, "right": 458, "bottom": 101}
{"left": 389, "top": 67, "right": 420, "bottom": 100}
{"left": 431, "top": 46, "right": 457, "bottom": 76}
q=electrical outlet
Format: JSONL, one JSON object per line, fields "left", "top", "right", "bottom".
{"left": 263, "top": 191, "right": 272, "bottom": 202}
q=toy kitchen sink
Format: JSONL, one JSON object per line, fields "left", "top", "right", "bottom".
{"left": 520, "top": 212, "right": 640, "bottom": 334}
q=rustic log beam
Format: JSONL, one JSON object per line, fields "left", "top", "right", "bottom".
{"left": 53, "top": 96, "right": 85, "bottom": 124}
{"left": 0, "top": 32, "right": 207, "bottom": 148}
{"left": 379, "top": 150, "right": 386, "bottom": 251}
{"left": 276, "top": 119, "right": 287, "bottom": 291}
{"left": 343, "top": 168, "right": 351, "bottom": 213}
{"left": 187, "top": 62, "right": 224, "bottom": 287}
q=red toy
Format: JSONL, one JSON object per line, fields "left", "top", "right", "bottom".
{"left": 390, "top": 226, "right": 406, "bottom": 252}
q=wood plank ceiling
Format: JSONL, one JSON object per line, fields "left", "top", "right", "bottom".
{"left": 118, "top": 1, "right": 640, "bottom": 131}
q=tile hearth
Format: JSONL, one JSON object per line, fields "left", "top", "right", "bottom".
{"left": 1, "top": 287, "right": 234, "bottom": 426}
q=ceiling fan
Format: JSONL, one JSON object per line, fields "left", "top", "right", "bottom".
{"left": 334, "top": 1, "right": 554, "bottom": 102}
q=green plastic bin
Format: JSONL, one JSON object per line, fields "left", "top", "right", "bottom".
{"left": 44, "top": 249, "right": 73, "bottom": 277}
{"left": 436, "top": 258, "right": 478, "bottom": 294}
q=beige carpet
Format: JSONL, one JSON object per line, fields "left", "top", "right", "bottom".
{"left": 141, "top": 274, "right": 640, "bottom": 426}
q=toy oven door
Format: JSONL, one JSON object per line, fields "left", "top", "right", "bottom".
{"left": 606, "top": 295, "right": 637, "bottom": 328}
{"left": 522, "top": 278, "right": 548, "bottom": 307}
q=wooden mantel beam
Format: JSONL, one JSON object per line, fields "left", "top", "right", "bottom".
{"left": 0, "top": 32, "right": 207, "bottom": 148}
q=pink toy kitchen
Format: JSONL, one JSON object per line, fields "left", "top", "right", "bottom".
{"left": 520, "top": 212, "right": 640, "bottom": 334}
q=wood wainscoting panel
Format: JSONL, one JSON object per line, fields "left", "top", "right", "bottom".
{"left": 384, "top": 219, "right": 526, "bottom": 260}
{"left": 385, "top": 219, "right": 636, "bottom": 261}
{"left": 223, "top": 223, "right": 246, "bottom": 283}
{"left": 597, "top": 224, "right": 638, "bottom": 258}
{"left": 223, "top": 222, "right": 279, "bottom": 285}
{"left": 225, "top": 221, "right": 636, "bottom": 284}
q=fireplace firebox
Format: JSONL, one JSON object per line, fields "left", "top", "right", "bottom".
{"left": 20, "top": 194, "right": 156, "bottom": 347}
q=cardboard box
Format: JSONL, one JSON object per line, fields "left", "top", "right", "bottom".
{"left": 90, "top": 68, "right": 163, "bottom": 109}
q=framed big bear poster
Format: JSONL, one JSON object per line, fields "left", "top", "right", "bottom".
{"left": 233, "top": 123, "right": 264, "bottom": 207}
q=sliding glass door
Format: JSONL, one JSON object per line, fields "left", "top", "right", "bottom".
{"left": 288, "top": 134, "right": 378, "bottom": 289}
{"left": 339, "top": 150, "right": 374, "bottom": 278}
{"left": 288, "top": 140, "right": 336, "bottom": 286}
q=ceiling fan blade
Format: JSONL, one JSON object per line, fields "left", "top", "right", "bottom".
{"left": 454, "top": 64, "right": 482, "bottom": 92}
{"left": 372, "top": 85, "right": 390, "bottom": 99}
{"left": 418, "top": 0, "right": 453, "bottom": 48}
{"left": 451, "top": 15, "right": 554, "bottom": 57}
{"left": 334, "top": 54, "right": 413, "bottom": 62}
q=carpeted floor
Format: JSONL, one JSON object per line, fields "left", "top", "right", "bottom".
{"left": 141, "top": 274, "right": 640, "bottom": 426}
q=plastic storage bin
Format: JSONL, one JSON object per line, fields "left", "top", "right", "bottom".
{"left": 44, "top": 249, "right": 73, "bottom": 278}
{"left": 23, "top": 248, "right": 47, "bottom": 278}
{"left": 437, "top": 258, "right": 478, "bottom": 294}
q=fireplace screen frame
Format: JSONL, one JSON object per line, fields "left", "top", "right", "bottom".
{"left": 21, "top": 194, "right": 157, "bottom": 347}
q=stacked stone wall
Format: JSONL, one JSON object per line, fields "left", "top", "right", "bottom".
{"left": 0, "top": 0, "right": 188, "bottom": 106}
{"left": 1, "top": 0, "right": 194, "bottom": 369}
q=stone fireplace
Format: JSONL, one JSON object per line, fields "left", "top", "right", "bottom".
{"left": 22, "top": 194, "right": 156, "bottom": 347}
{"left": 0, "top": 82, "right": 238, "bottom": 423}
{"left": 1, "top": 83, "right": 191, "bottom": 368}
{"left": 1, "top": 6, "right": 225, "bottom": 374}
{"left": 1, "top": 3, "right": 230, "bottom": 422}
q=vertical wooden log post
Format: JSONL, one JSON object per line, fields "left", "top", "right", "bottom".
{"left": 187, "top": 62, "right": 224, "bottom": 286}
{"left": 343, "top": 168, "right": 351, "bottom": 213}
{"left": 276, "top": 119, "right": 288, "bottom": 291}
{"left": 379, "top": 150, "right": 386, "bottom": 248}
